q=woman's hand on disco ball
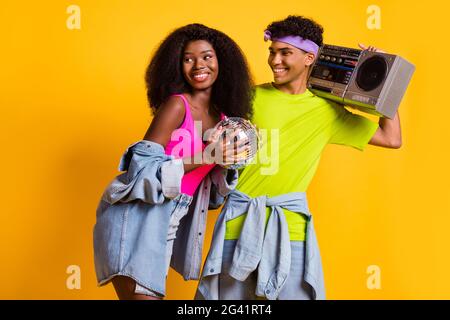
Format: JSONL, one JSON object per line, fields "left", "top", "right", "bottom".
{"left": 203, "top": 125, "right": 249, "bottom": 166}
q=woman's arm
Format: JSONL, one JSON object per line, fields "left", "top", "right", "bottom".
{"left": 143, "top": 95, "right": 248, "bottom": 171}
{"left": 143, "top": 96, "right": 206, "bottom": 173}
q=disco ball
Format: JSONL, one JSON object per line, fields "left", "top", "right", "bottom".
{"left": 215, "top": 117, "right": 260, "bottom": 170}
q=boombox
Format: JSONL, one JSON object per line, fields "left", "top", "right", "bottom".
{"left": 307, "top": 44, "right": 415, "bottom": 119}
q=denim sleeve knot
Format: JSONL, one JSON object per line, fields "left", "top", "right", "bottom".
{"left": 102, "top": 140, "right": 183, "bottom": 204}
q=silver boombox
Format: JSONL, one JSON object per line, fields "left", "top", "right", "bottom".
{"left": 307, "top": 44, "right": 415, "bottom": 119}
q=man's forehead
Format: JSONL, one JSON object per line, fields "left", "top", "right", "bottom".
{"left": 269, "top": 41, "right": 298, "bottom": 51}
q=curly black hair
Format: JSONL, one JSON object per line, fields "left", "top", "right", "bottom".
{"left": 145, "top": 24, "right": 254, "bottom": 119}
{"left": 266, "top": 15, "right": 324, "bottom": 48}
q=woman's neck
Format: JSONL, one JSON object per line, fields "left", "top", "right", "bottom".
{"left": 185, "top": 89, "right": 219, "bottom": 118}
{"left": 185, "top": 90, "right": 211, "bottom": 109}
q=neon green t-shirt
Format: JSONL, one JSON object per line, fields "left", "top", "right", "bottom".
{"left": 225, "top": 83, "right": 379, "bottom": 241}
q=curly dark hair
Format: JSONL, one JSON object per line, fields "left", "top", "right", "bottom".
{"left": 145, "top": 23, "right": 254, "bottom": 119}
{"left": 266, "top": 15, "right": 324, "bottom": 48}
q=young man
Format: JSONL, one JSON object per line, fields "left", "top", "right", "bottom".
{"left": 195, "top": 15, "right": 402, "bottom": 300}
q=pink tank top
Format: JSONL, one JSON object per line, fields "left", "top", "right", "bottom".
{"left": 165, "top": 94, "right": 225, "bottom": 196}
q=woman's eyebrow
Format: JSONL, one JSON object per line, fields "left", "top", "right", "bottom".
{"left": 184, "top": 50, "right": 214, "bottom": 54}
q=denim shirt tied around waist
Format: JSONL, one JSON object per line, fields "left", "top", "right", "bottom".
{"left": 94, "top": 140, "right": 238, "bottom": 295}
{"left": 196, "top": 189, "right": 326, "bottom": 300}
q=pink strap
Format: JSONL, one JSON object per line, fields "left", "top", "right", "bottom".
{"left": 172, "top": 94, "right": 193, "bottom": 128}
{"left": 173, "top": 94, "right": 226, "bottom": 127}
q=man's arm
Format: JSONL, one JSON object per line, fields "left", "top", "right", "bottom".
{"left": 368, "top": 111, "right": 402, "bottom": 149}
{"left": 358, "top": 43, "right": 403, "bottom": 149}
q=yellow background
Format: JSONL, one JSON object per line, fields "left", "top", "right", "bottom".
{"left": 1, "top": 0, "right": 449, "bottom": 299}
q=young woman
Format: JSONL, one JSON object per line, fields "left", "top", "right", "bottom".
{"left": 93, "top": 24, "right": 253, "bottom": 300}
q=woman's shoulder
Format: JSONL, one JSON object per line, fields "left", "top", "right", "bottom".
{"left": 148, "top": 95, "right": 188, "bottom": 135}
{"left": 163, "top": 94, "right": 187, "bottom": 111}
{"left": 156, "top": 95, "right": 187, "bottom": 119}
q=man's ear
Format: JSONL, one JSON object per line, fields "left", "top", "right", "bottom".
{"left": 304, "top": 53, "right": 316, "bottom": 67}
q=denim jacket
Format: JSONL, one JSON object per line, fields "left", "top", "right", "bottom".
{"left": 93, "top": 140, "right": 238, "bottom": 295}
{"left": 196, "top": 190, "right": 325, "bottom": 300}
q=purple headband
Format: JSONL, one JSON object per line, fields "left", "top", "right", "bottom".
{"left": 264, "top": 30, "right": 319, "bottom": 56}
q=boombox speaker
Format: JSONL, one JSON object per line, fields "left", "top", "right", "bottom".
{"left": 307, "top": 44, "right": 415, "bottom": 119}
